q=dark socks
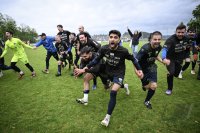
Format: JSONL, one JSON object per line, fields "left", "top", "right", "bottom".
{"left": 107, "top": 90, "right": 117, "bottom": 115}
{"left": 192, "top": 61, "right": 196, "bottom": 70}
{"left": 145, "top": 89, "right": 155, "bottom": 102}
{"left": 58, "top": 65, "right": 61, "bottom": 74}
{"left": 167, "top": 74, "right": 174, "bottom": 90}
{"left": 182, "top": 62, "right": 190, "bottom": 71}
{"left": 25, "top": 63, "right": 34, "bottom": 72}
{"left": 11, "top": 62, "right": 20, "bottom": 72}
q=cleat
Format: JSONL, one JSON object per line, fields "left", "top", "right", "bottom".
{"left": 144, "top": 101, "right": 152, "bottom": 109}
{"left": 31, "top": 72, "right": 36, "bottom": 77}
{"left": 142, "top": 86, "right": 146, "bottom": 91}
{"left": 55, "top": 73, "right": 61, "bottom": 77}
{"left": 101, "top": 117, "right": 110, "bottom": 127}
{"left": 191, "top": 70, "right": 195, "bottom": 75}
{"left": 92, "top": 85, "right": 97, "bottom": 90}
{"left": 42, "top": 69, "right": 49, "bottom": 74}
{"left": 165, "top": 89, "right": 172, "bottom": 95}
{"left": 18, "top": 73, "right": 25, "bottom": 79}
{"left": 124, "top": 84, "right": 130, "bottom": 95}
{"left": 178, "top": 72, "right": 183, "bottom": 79}
{"left": 76, "top": 98, "right": 88, "bottom": 105}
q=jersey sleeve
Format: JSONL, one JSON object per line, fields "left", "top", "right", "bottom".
{"left": 87, "top": 47, "right": 104, "bottom": 68}
{"left": 124, "top": 49, "right": 141, "bottom": 70}
{"left": 162, "top": 39, "right": 172, "bottom": 59}
{"left": 18, "top": 39, "right": 33, "bottom": 49}
{"left": 136, "top": 46, "right": 147, "bottom": 61}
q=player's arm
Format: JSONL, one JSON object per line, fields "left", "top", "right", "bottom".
{"left": 161, "top": 40, "right": 171, "bottom": 65}
{"left": 86, "top": 48, "right": 104, "bottom": 68}
{"left": 19, "top": 39, "right": 33, "bottom": 49}
{"left": 125, "top": 49, "right": 143, "bottom": 79}
{"left": 0, "top": 44, "right": 8, "bottom": 58}
{"left": 33, "top": 40, "right": 43, "bottom": 49}
{"left": 127, "top": 27, "right": 133, "bottom": 38}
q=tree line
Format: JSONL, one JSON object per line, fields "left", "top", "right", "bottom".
{"left": 0, "top": 12, "right": 38, "bottom": 43}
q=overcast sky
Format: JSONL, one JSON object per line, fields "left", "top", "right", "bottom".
{"left": 0, "top": 0, "right": 199, "bottom": 36}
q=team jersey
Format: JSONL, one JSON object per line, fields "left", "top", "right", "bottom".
{"left": 55, "top": 41, "right": 68, "bottom": 55}
{"left": 137, "top": 43, "right": 162, "bottom": 70}
{"left": 162, "top": 34, "right": 188, "bottom": 61}
{"left": 34, "top": 36, "right": 57, "bottom": 52}
{"left": 0, "top": 37, "right": 33, "bottom": 58}
{"left": 87, "top": 45, "right": 141, "bottom": 77}
{"left": 57, "top": 30, "right": 71, "bottom": 44}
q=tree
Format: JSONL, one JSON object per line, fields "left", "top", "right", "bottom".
{"left": 187, "top": 4, "right": 200, "bottom": 33}
{"left": 0, "top": 12, "right": 38, "bottom": 43}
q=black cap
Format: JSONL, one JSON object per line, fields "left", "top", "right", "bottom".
{"left": 39, "top": 33, "right": 46, "bottom": 36}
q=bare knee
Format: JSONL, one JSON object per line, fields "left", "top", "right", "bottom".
{"left": 149, "top": 82, "right": 157, "bottom": 90}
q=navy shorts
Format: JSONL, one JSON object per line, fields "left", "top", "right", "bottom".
{"left": 141, "top": 65, "right": 157, "bottom": 86}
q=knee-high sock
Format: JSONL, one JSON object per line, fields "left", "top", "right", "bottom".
{"left": 167, "top": 74, "right": 174, "bottom": 90}
{"left": 192, "top": 61, "right": 196, "bottom": 70}
{"left": 25, "top": 63, "right": 34, "bottom": 72}
{"left": 145, "top": 89, "right": 155, "bottom": 102}
{"left": 58, "top": 65, "right": 61, "bottom": 74}
{"left": 107, "top": 90, "right": 117, "bottom": 115}
{"left": 182, "top": 62, "right": 190, "bottom": 71}
{"left": 11, "top": 62, "right": 20, "bottom": 72}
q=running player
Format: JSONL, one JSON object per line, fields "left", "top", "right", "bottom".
{"left": 0, "top": 31, "right": 36, "bottom": 79}
{"left": 75, "top": 30, "right": 143, "bottom": 127}
{"left": 33, "top": 33, "right": 59, "bottom": 74}
{"left": 162, "top": 23, "right": 188, "bottom": 95}
{"left": 136, "top": 31, "right": 163, "bottom": 109}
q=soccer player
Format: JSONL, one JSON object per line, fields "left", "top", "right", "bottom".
{"left": 33, "top": 33, "right": 59, "bottom": 74}
{"left": 127, "top": 27, "right": 142, "bottom": 56}
{"left": 57, "top": 25, "right": 73, "bottom": 68}
{"left": 74, "top": 25, "right": 92, "bottom": 67}
{"left": 162, "top": 23, "right": 188, "bottom": 95}
{"left": 75, "top": 30, "right": 143, "bottom": 127}
{"left": 178, "top": 28, "right": 197, "bottom": 79}
{"left": 55, "top": 35, "right": 71, "bottom": 76}
{"left": 0, "top": 31, "right": 36, "bottom": 79}
{"left": 136, "top": 31, "right": 163, "bottom": 109}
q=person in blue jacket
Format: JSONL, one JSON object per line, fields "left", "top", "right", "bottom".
{"left": 33, "top": 33, "right": 59, "bottom": 74}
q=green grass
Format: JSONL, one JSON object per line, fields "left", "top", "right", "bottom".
{"left": 0, "top": 41, "right": 200, "bottom": 133}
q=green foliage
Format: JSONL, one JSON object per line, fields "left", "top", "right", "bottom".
{"left": 0, "top": 12, "right": 38, "bottom": 43}
{"left": 0, "top": 42, "right": 199, "bottom": 133}
{"left": 187, "top": 4, "right": 200, "bottom": 33}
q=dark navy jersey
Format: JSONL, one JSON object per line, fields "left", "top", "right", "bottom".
{"left": 87, "top": 45, "right": 141, "bottom": 77}
{"left": 163, "top": 34, "right": 188, "bottom": 61}
{"left": 55, "top": 41, "right": 68, "bottom": 55}
{"left": 137, "top": 43, "right": 162, "bottom": 70}
{"left": 57, "top": 30, "right": 71, "bottom": 43}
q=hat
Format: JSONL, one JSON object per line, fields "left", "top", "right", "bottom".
{"left": 39, "top": 33, "right": 46, "bottom": 36}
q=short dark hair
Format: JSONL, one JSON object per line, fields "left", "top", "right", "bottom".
{"left": 57, "top": 24, "right": 63, "bottom": 28}
{"left": 187, "top": 27, "right": 196, "bottom": 32}
{"left": 39, "top": 33, "right": 46, "bottom": 36}
{"left": 176, "top": 23, "right": 186, "bottom": 31}
{"left": 79, "top": 32, "right": 87, "bottom": 37}
{"left": 71, "top": 32, "right": 76, "bottom": 36}
{"left": 109, "top": 30, "right": 121, "bottom": 38}
{"left": 148, "top": 31, "right": 162, "bottom": 41}
{"left": 6, "top": 30, "right": 14, "bottom": 35}
{"left": 80, "top": 46, "right": 92, "bottom": 55}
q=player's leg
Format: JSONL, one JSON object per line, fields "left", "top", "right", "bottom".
{"left": 76, "top": 73, "right": 94, "bottom": 105}
{"left": 166, "top": 61, "right": 175, "bottom": 95}
{"left": 101, "top": 77, "right": 122, "bottom": 127}
{"left": 56, "top": 60, "right": 62, "bottom": 77}
{"left": 43, "top": 51, "right": 52, "bottom": 73}
{"left": 191, "top": 54, "right": 198, "bottom": 74}
{"left": 178, "top": 57, "right": 190, "bottom": 79}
